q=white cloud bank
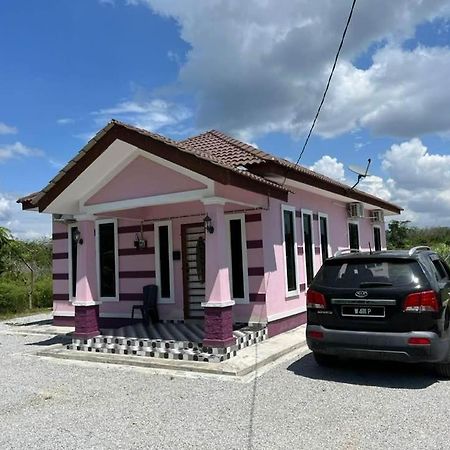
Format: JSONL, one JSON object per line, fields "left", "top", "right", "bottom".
{"left": 0, "top": 193, "right": 51, "bottom": 239}
{"left": 0, "top": 142, "right": 44, "bottom": 163}
{"left": 123, "top": 0, "right": 450, "bottom": 141}
{"left": 311, "top": 138, "right": 450, "bottom": 227}
{"left": 0, "top": 122, "right": 17, "bottom": 135}
{"left": 92, "top": 99, "right": 192, "bottom": 134}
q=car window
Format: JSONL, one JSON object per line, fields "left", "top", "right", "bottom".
{"left": 315, "top": 260, "right": 425, "bottom": 288}
{"left": 431, "top": 258, "right": 449, "bottom": 281}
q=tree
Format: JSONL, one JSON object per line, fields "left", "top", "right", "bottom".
{"left": 386, "top": 220, "right": 411, "bottom": 249}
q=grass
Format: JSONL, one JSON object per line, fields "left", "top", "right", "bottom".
{"left": 0, "top": 307, "right": 52, "bottom": 321}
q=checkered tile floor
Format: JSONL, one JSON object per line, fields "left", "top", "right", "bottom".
{"left": 68, "top": 322, "right": 267, "bottom": 363}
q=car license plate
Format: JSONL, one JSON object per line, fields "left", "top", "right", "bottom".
{"left": 341, "top": 305, "right": 385, "bottom": 318}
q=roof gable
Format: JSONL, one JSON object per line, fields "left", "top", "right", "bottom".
{"left": 85, "top": 155, "right": 208, "bottom": 206}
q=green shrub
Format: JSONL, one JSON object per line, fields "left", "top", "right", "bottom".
{"left": 433, "top": 243, "right": 450, "bottom": 264}
{"left": 33, "top": 275, "right": 52, "bottom": 308}
{"left": 0, "top": 279, "right": 29, "bottom": 314}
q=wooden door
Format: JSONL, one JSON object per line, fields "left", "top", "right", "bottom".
{"left": 181, "top": 223, "right": 206, "bottom": 319}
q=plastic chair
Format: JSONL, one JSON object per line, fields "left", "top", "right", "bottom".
{"left": 131, "top": 284, "right": 159, "bottom": 324}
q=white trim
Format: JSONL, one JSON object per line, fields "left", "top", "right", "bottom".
{"left": 301, "top": 209, "right": 315, "bottom": 288}
{"left": 201, "top": 196, "right": 227, "bottom": 206}
{"left": 225, "top": 214, "right": 249, "bottom": 304}
{"left": 348, "top": 219, "right": 360, "bottom": 250}
{"left": 72, "top": 300, "right": 102, "bottom": 307}
{"left": 79, "top": 152, "right": 137, "bottom": 206}
{"left": 53, "top": 310, "right": 74, "bottom": 317}
{"left": 201, "top": 300, "right": 235, "bottom": 308}
{"left": 154, "top": 220, "right": 175, "bottom": 304}
{"left": 373, "top": 224, "right": 382, "bottom": 251}
{"left": 83, "top": 189, "right": 212, "bottom": 215}
{"left": 267, "top": 306, "right": 306, "bottom": 322}
{"left": 95, "top": 218, "right": 119, "bottom": 302}
{"left": 282, "top": 205, "right": 299, "bottom": 298}
{"left": 67, "top": 223, "right": 78, "bottom": 302}
{"left": 318, "top": 212, "right": 331, "bottom": 264}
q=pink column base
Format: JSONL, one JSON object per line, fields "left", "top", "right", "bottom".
{"left": 203, "top": 306, "right": 235, "bottom": 348}
{"left": 74, "top": 305, "right": 100, "bottom": 338}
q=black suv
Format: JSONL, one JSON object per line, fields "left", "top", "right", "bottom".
{"left": 306, "top": 246, "right": 450, "bottom": 376}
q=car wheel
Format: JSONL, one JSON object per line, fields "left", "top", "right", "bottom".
{"left": 313, "top": 352, "right": 337, "bottom": 367}
{"left": 435, "top": 362, "right": 450, "bottom": 378}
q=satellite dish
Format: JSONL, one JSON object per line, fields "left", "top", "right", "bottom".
{"left": 348, "top": 158, "right": 371, "bottom": 189}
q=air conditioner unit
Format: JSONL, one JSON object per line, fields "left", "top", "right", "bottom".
{"left": 347, "top": 202, "right": 364, "bottom": 218}
{"left": 370, "top": 209, "right": 384, "bottom": 223}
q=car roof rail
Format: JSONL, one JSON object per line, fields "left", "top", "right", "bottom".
{"left": 408, "top": 246, "right": 431, "bottom": 256}
{"left": 334, "top": 248, "right": 360, "bottom": 257}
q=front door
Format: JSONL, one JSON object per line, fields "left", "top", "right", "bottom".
{"left": 181, "top": 223, "right": 206, "bottom": 319}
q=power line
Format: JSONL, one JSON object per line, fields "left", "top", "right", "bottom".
{"left": 282, "top": 0, "right": 357, "bottom": 186}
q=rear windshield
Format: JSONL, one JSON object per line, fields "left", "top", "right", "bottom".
{"left": 314, "top": 260, "right": 426, "bottom": 288}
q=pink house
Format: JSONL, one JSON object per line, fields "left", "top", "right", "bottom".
{"left": 18, "top": 120, "right": 401, "bottom": 359}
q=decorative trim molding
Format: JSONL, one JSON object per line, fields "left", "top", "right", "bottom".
{"left": 245, "top": 213, "right": 262, "bottom": 223}
{"left": 72, "top": 300, "right": 102, "bottom": 306}
{"left": 52, "top": 232, "right": 68, "bottom": 240}
{"left": 53, "top": 293, "right": 69, "bottom": 301}
{"left": 248, "top": 267, "right": 264, "bottom": 276}
{"left": 119, "top": 271, "right": 156, "bottom": 279}
{"left": 118, "top": 224, "right": 154, "bottom": 234}
{"left": 246, "top": 239, "right": 263, "bottom": 249}
{"left": 249, "top": 293, "right": 266, "bottom": 302}
{"left": 119, "top": 247, "right": 155, "bottom": 256}
{"left": 267, "top": 306, "right": 307, "bottom": 322}
{"left": 53, "top": 273, "right": 69, "bottom": 280}
{"left": 201, "top": 300, "right": 235, "bottom": 308}
{"left": 52, "top": 252, "right": 68, "bottom": 260}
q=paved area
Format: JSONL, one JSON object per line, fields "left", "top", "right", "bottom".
{"left": 1, "top": 314, "right": 449, "bottom": 449}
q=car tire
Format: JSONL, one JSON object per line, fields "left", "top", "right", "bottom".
{"left": 313, "top": 352, "right": 337, "bottom": 367}
{"left": 435, "top": 362, "right": 450, "bottom": 378}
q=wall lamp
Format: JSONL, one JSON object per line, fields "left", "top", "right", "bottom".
{"left": 72, "top": 228, "right": 83, "bottom": 245}
{"left": 203, "top": 215, "right": 214, "bottom": 234}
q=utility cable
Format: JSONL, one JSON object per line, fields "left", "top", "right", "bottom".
{"left": 281, "top": 0, "right": 358, "bottom": 186}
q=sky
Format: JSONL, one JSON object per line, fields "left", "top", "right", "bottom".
{"left": 2, "top": 0, "right": 450, "bottom": 238}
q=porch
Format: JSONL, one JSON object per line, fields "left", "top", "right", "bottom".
{"left": 68, "top": 320, "right": 267, "bottom": 363}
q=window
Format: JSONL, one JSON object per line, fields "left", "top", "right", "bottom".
{"left": 315, "top": 260, "right": 425, "bottom": 288}
{"left": 303, "top": 210, "right": 314, "bottom": 286}
{"left": 348, "top": 222, "right": 360, "bottom": 250}
{"left": 430, "top": 255, "right": 449, "bottom": 281}
{"left": 319, "top": 214, "right": 330, "bottom": 264}
{"left": 96, "top": 219, "right": 118, "bottom": 300}
{"left": 282, "top": 206, "right": 298, "bottom": 295}
{"left": 68, "top": 225, "right": 78, "bottom": 299}
{"left": 155, "top": 221, "right": 174, "bottom": 302}
{"left": 226, "top": 215, "right": 248, "bottom": 302}
{"left": 374, "top": 226, "right": 382, "bottom": 251}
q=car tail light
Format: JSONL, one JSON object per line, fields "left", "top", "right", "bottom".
{"left": 408, "top": 337, "right": 431, "bottom": 346}
{"left": 306, "top": 290, "right": 327, "bottom": 309}
{"left": 403, "top": 291, "right": 439, "bottom": 313}
{"left": 307, "top": 330, "right": 324, "bottom": 340}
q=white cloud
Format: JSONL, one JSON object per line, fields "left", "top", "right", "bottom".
{"left": 92, "top": 99, "right": 192, "bottom": 132}
{"left": 0, "top": 122, "right": 17, "bottom": 135}
{"left": 0, "top": 193, "right": 51, "bottom": 239}
{"left": 310, "top": 155, "right": 346, "bottom": 182}
{"left": 0, "top": 142, "right": 44, "bottom": 163}
{"left": 122, "top": 0, "right": 450, "bottom": 140}
{"left": 310, "top": 138, "right": 450, "bottom": 227}
{"left": 57, "top": 118, "right": 75, "bottom": 125}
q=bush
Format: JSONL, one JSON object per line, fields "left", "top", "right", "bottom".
{"left": 0, "top": 279, "right": 29, "bottom": 314}
{"left": 433, "top": 243, "right": 450, "bottom": 264}
{"left": 33, "top": 275, "right": 52, "bottom": 308}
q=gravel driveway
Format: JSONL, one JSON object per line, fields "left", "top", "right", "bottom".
{"left": 0, "top": 315, "right": 448, "bottom": 450}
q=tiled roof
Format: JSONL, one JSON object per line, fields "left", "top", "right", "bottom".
{"left": 181, "top": 130, "right": 402, "bottom": 212}
{"left": 17, "top": 120, "right": 401, "bottom": 213}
